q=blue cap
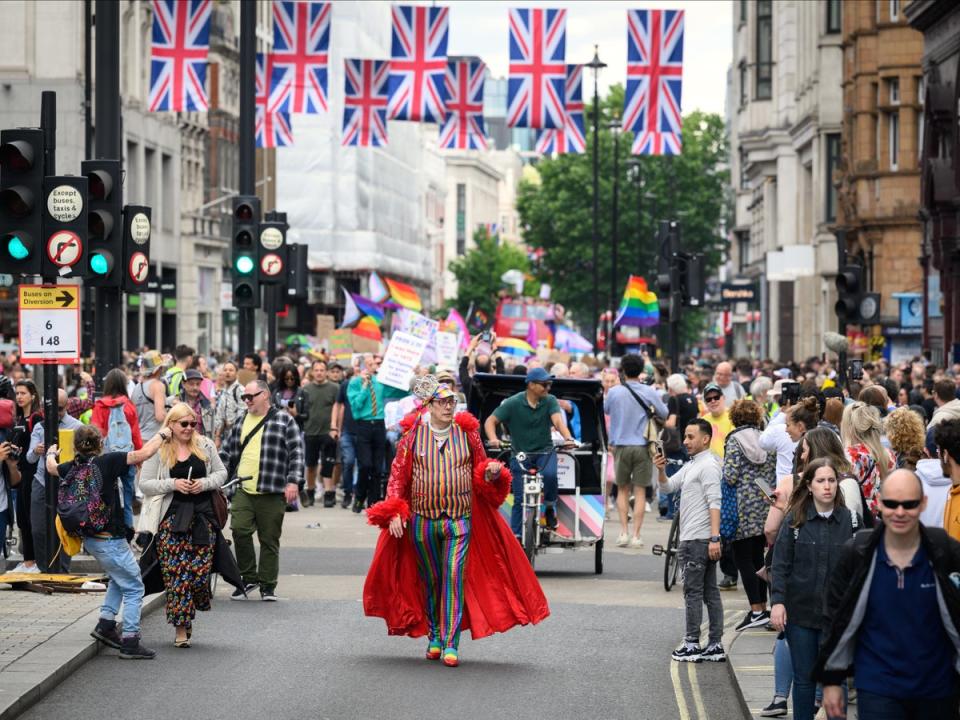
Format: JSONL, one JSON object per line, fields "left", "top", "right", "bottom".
{"left": 526, "top": 367, "right": 554, "bottom": 384}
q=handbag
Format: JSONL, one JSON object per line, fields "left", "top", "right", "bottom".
{"left": 211, "top": 486, "right": 229, "bottom": 528}
{"left": 622, "top": 382, "right": 663, "bottom": 444}
{"left": 720, "top": 477, "right": 739, "bottom": 540}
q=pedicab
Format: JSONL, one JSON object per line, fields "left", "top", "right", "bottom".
{"left": 468, "top": 374, "right": 608, "bottom": 574}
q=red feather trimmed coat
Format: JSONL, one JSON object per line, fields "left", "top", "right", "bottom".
{"left": 363, "top": 411, "right": 550, "bottom": 639}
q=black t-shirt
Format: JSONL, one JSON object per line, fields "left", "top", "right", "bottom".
{"left": 668, "top": 393, "right": 699, "bottom": 434}
{"left": 336, "top": 381, "right": 356, "bottom": 434}
{"left": 171, "top": 455, "right": 206, "bottom": 480}
{"left": 58, "top": 451, "right": 129, "bottom": 537}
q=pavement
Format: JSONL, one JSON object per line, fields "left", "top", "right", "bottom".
{"left": 0, "top": 499, "right": 780, "bottom": 720}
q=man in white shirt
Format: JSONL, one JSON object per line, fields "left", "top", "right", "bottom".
{"left": 654, "top": 418, "right": 725, "bottom": 663}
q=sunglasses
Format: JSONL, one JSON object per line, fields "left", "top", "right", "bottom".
{"left": 880, "top": 498, "right": 923, "bottom": 510}
{"left": 177, "top": 420, "right": 198, "bottom": 429}
{"left": 533, "top": 381, "right": 552, "bottom": 388}
{"left": 705, "top": 395, "right": 722, "bottom": 403}
{"left": 241, "top": 391, "right": 264, "bottom": 402}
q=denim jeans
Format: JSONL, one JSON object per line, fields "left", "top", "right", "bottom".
{"left": 509, "top": 451, "right": 558, "bottom": 538}
{"left": 84, "top": 536, "right": 144, "bottom": 637}
{"left": 785, "top": 624, "right": 845, "bottom": 720}
{"left": 340, "top": 431, "right": 357, "bottom": 495}
{"left": 774, "top": 635, "right": 792, "bottom": 698}
{"left": 678, "top": 539, "right": 724, "bottom": 646}
{"left": 857, "top": 690, "right": 960, "bottom": 720}
{"left": 30, "top": 480, "right": 71, "bottom": 573}
{"left": 121, "top": 466, "right": 135, "bottom": 529}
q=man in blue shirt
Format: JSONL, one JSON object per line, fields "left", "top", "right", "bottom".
{"left": 817, "top": 469, "right": 960, "bottom": 719}
{"left": 604, "top": 354, "right": 668, "bottom": 549}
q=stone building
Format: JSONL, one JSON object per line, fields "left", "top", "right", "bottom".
{"left": 837, "top": 0, "right": 926, "bottom": 361}
{"left": 906, "top": 0, "right": 960, "bottom": 365}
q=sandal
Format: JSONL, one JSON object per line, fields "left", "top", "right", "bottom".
{"left": 174, "top": 636, "right": 191, "bottom": 648}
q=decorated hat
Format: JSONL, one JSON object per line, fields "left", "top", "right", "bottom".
{"left": 412, "top": 374, "right": 455, "bottom": 403}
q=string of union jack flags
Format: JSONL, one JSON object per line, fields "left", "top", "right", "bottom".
{"left": 147, "top": 0, "right": 684, "bottom": 156}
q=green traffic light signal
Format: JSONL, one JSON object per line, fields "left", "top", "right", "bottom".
{"left": 235, "top": 255, "right": 255, "bottom": 275}
{"left": 7, "top": 234, "right": 29, "bottom": 260}
{"left": 90, "top": 253, "right": 109, "bottom": 275}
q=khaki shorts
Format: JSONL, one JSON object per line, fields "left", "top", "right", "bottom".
{"left": 614, "top": 445, "right": 654, "bottom": 488}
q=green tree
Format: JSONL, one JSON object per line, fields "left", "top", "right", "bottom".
{"left": 447, "top": 229, "right": 537, "bottom": 319}
{"left": 517, "top": 85, "right": 728, "bottom": 344}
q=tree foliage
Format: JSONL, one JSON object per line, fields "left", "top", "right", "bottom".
{"left": 517, "top": 85, "right": 729, "bottom": 340}
{"left": 447, "top": 229, "right": 537, "bottom": 319}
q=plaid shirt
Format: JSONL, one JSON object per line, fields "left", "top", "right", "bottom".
{"left": 219, "top": 408, "right": 305, "bottom": 494}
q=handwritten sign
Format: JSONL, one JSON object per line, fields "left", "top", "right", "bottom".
{"left": 435, "top": 331, "right": 459, "bottom": 369}
{"left": 328, "top": 328, "right": 353, "bottom": 360}
{"left": 314, "top": 314, "right": 335, "bottom": 342}
{"left": 378, "top": 331, "right": 428, "bottom": 391}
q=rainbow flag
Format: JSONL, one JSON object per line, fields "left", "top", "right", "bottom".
{"left": 368, "top": 271, "right": 389, "bottom": 303}
{"left": 445, "top": 308, "right": 470, "bottom": 350}
{"left": 351, "top": 293, "right": 384, "bottom": 323}
{"left": 497, "top": 337, "right": 535, "bottom": 357}
{"left": 614, "top": 275, "right": 659, "bottom": 328}
{"left": 384, "top": 277, "right": 422, "bottom": 311}
{"left": 353, "top": 315, "right": 382, "bottom": 342}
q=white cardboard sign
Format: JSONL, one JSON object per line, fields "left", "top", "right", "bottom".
{"left": 378, "top": 331, "right": 428, "bottom": 391}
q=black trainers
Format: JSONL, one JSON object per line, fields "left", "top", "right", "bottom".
{"left": 119, "top": 635, "right": 156, "bottom": 660}
{"left": 700, "top": 643, "right": 726, "bottom": 662}
{"left": 760, "top": 698, "right": 788, "bottom": 717}
{"left": 299, "top": 489, "right": 309, "bottom": 506}
{"left": 341, "top": 493, "right": 353, "bottom": 509}
{"left": 735, "top": 610, "right": 771, "bottom": 632}
{"left": 260, "top": 588, "right": 278, "bottom": 602}
{"left": 544, "top": 506, "right": 558, "bottom": 530}
{"left": 352, "top": 499, "right": 363, "bottom": 514}
{"left": 671, "top": 642, "right": 702, "bottom": 663}
{"left": 323, "top": 491, "right": 336, "bottom": 508}
{"left": 231, "top": 582, "right": 258, "bottom": 600}
{"left": 91, "top": 619, "right": 122, "bottom": 649}
{"left": 717, "top": 575, "right": 738, "bottom": 591}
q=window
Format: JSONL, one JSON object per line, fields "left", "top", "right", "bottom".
{"left": 455, "top": 183, "right": 466, "bottom": 255}
{"left": 739, "top": 146, "right": 749, "bottom": 189}
{"left": 887, "top": 77, "right": 900, "bottom": 105}
{"left": 755, "top": 1, "right": 773, "bottom": 100}
{"left": 739, "top": 62, "right": 747, "bottom": 107}
{"left": 888, "top": 112, "right": 900, "bottom": 170}
{"left": 890, "top": 0, "right": 900, "bottom": 21}
{"left": 825, "top": 133, "right": 841, "bottom": 222}
{"left": 740, "top": 0, "right": 747, "bottom": 23}
{"left": 736, "top": 230, "right": 750, "bottom": 273}
{"left": 917, "top": 76, "right": 925, "bottom": 162}
{"left": 826, "top": 0, "right": 842, "bottom": 33}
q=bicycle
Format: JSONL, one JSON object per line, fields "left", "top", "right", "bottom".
{"left": 651, "top": 457, "right": 685, "bottom": 592}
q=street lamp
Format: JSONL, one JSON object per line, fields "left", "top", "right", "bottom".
{"left": 586, "top": 45, "right": 607, "bottom": 355}
{"left": 608, "top": 118, "right": 621, "bottom": 357}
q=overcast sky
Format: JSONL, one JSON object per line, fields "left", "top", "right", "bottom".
{"left": 447, "top": 0, "right": 733, "bottom": 117}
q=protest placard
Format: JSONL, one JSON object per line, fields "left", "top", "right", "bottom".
{"left": 435, "top": 331, "right": 459, "bottom": 369}
{"left": 328, "top": 329, "right": 353, "bottom": 361}
{"left": 378, "top": 331, "right": 428, "bottom": 391}
{"left": 314, "top": 314, "right": 336, "bottom": 343}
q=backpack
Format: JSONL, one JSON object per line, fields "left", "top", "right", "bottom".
{"left": 104, "top": 404, "right": 134, "bottom": 453}
{"left": 164, "top": 367, "right": 184, "bottom": 397}
{"left": 57, "top": 458, "right": 110, "bottom": 537}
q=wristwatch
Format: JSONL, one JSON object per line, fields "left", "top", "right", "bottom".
{"left": 709, "top": 535, "right": 721, "bottom": 543}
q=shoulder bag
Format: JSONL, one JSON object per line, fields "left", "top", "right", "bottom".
{"left": 622, "top": 382, "right": 663, "bottom": 445}
{"left": 227, "top": 409, "right": 275, "bottom": 483}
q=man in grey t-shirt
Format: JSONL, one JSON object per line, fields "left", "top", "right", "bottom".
{"left": 654, "top": 418, "right": 724, "bottom": 663}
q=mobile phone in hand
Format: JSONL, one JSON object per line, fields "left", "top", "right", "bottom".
{"left": 651, "top": 440, "right": 664, "bottom": 458}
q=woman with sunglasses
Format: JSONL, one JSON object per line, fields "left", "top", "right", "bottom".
{"left": 842, "top": 401, "right": 895, "bottom": 518}
{"left": 771, "top": 458, "right": 855, "bottom": 720}
{"left": 9, "top": 380, "right": 43, "bottom": 573}
{"left": 139, "top": 403, "right": 228, "bottom": 648}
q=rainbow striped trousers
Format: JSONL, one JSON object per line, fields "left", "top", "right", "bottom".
{"left": 410, "top": 513, "right": 472, "bottom": 650}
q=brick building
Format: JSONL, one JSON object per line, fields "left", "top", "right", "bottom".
{"left": 837, "top": 0, "right": 926, "bottom": 359}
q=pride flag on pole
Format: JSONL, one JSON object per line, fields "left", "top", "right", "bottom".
{"left": 384, "top": 277, "right": 422, "bottom": 311}
{"left": 353, "top": 316, "right": 382, "bottom": 342}
{"left": 614, "top": 275, "right": 660, "bottom": 327}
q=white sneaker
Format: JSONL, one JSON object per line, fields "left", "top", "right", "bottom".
{"left": 10, "top": 562, "right": 40, "bottom": 574}
{"left": 616, "top": 532, "right": 629, "bottom": 547}
{"left": 644, "top": 502, "right": 652, "bottom": 513}
{"left": 628, "top": 536, "right": 644, "bottom": 549}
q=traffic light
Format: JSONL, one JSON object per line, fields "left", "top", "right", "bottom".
{"left": 232, "top": 195, "right": 260, "bottom": 308}
{"left": 682, "top": 253, "right": 705, "bottom": 308}
{"left": 122, "top": 205, "right": 151, "bottom": 293}
{"left": 0, "top": 128, "right": 45, "bottom": 275}
{"left": 82, "top": 159, "right": 123, "bottom": 286}
{"left": 42, "top": 176, "right": 88, "bottom": 278}
{"left": 835, "top": 263, "right": 864, "bottom": 323}
{"left": 287, "top": 243, "right": 308, "bottom": 300}
{"left": 258, "top": 218, "right": 286, "bottom": 285}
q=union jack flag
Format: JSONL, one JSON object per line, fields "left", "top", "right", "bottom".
{"left": 623, "top": 9, "right": 684, "bottom": 155}
{"left": 438, "top": 60, "right": 488, "bottom": 150}
{"left": 535, "top": 64, "right": 586, "bottom": 155}
{"left": 271, "top": 0, "right": 331, "bottom": 114}
{"left": 342, "top": 59, "right": 389, "bottom": 147}
{"left": 388, "top": 5, "right": 449, "bottom": 123}
{"left": 148, "top": 0, "right": 212, "bottom": 112}
{"left": 256, "top": 53, "right": 293, "bottom": 148}
{"left": 507, "top": 7, "right": 566, "bottom": 129}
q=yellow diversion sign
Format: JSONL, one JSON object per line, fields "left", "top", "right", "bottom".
{"left": 19, "top": 286, "right": 79, "bottom": 309}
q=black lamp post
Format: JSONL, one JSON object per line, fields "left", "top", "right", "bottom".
{"left": 608, "top": 119, "right": 621, "bottom": 357}
{"left": 586, "top": 45, "right": 607, "bottom": 355}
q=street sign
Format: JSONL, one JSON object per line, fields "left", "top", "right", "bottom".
{"left": 129, "top": 212, "right": 150, "bottom": 244}
{"left": 18, "top": 284, "right": 81, "bottom": 364}
{"left": 46, "top": 184, "right": 84, "bottom": 223}
{"left": 260, "top": 226, "right": 283, "bottom": 250}
{"left": 128, "top": 251, "right": 149, "bottom": 283}
{"left": 46, "top": 230, "right": 83, "bottom": 268}
{"left": 260, "top": 252, "right": 284, "bottom": 277}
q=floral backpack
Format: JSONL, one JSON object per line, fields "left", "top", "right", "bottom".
{"left": 57, "top": 458, "right": 110, "bottom": 536}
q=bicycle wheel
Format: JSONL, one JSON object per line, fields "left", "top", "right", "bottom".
{"left": 664, "top": 514, "right": 681, "bottom": 592}
{"left": 523, "top": 508, "right": 537, "bottom": 568}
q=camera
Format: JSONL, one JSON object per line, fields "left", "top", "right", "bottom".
{"left": 480, "top": 330, "right": 492, "bottom": 344}
{"left": 780, "top": 382, "right": 802, "bottom": 406}
{"left": 848, "top": 359, "right": 864, "bottom": 381}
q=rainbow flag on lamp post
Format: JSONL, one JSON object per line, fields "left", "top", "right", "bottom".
{"left": 614, "top": 276, "right": 660, "bottom": 328}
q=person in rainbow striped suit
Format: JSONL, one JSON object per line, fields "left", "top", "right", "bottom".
{"left": 364, "top": 376, "right": 549, "bottom": 667}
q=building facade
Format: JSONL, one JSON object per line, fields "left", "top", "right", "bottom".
{"left": 906, "top": 0, "right": 960, "bottom": 365}
{"left": 838, "top": 0, "right": 925, "bottom": 362}
{"left": 727, "top": 0, "right": 844, "bottom": 361}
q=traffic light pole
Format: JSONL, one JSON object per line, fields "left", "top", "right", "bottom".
{"left": 668, "top": 222, "right": 681, "bottom": 372}
{"left": 237, "top": 1, "right": 256, "bottom": 357}
{"left": 93, "top": 0, "right": 121, "bottom": 386}
{"left": 40, "top": 92, "right": 62, "bottom": 572}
